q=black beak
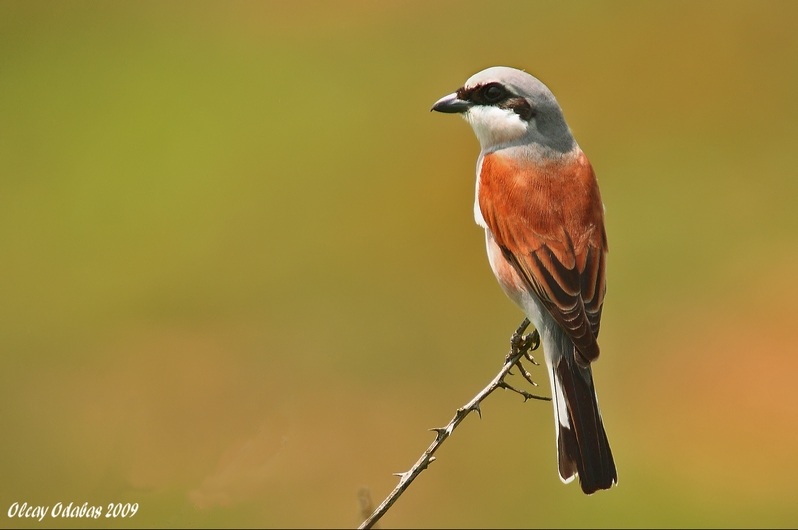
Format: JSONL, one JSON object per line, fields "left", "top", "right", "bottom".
{"left": 431, "top": 92, "right": 472, "bottom": 113}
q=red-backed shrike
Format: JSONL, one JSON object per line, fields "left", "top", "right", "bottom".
{"left": 432, "top": 66, "right": 617, "bottom": 494}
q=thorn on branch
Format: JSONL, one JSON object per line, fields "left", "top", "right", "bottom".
{"left": 498, "top": 380, "right": 552, "bottom": 402}
{"left": 429, "top": 427, "right": 447, "bottom": 442}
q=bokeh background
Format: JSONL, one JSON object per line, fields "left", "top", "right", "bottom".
{"left": 2, "top": 1, "right": 797, "bottom": 528}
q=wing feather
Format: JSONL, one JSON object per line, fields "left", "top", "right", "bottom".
{"left": 479, "top": 151, "right": 608, "bottom": 365}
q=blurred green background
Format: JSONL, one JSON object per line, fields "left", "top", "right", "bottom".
{"left": 2, "top": 1, "right": 797, "bottom": 528}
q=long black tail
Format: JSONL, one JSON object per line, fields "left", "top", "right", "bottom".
{"left": 550, "top": 344, "right": 617, "bottom": 494}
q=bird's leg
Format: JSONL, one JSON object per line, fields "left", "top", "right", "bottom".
{"left": 506, "top": 318, "right": 542, "bottom": 389}
{"left": 510, "top": 318, "right": 540, "bottom": 355}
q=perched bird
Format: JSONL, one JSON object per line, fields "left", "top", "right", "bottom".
{"left": 431, "top": 66, "right": 617, "bottom": 494}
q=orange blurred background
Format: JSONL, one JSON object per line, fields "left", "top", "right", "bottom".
{"left": 1, "top": 1, "right": 797, "bottom": 527}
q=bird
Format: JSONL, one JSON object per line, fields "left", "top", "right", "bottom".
{"left": 431, "top": 66, "right": 617, "bottom": 494}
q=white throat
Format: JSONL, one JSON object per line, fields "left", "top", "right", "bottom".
{"left": 464, "top": 106, "right": 529, "bottom": 151}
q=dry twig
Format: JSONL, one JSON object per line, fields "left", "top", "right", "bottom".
{"left": 358, "top": 318, "right": 550, "bottom": 529}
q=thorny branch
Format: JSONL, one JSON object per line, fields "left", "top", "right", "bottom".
{"left": 357, "top": 318, "right": 550, "bottom": 529}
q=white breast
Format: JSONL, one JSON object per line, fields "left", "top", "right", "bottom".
{"left": 473, "top": 155, "right": 487, "bottom": 229}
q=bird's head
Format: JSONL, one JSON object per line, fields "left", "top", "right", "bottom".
{"left": 432, "top": 66, "right": 576, "bottom": 155}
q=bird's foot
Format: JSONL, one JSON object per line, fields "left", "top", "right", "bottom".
{"left": 505, "top": 319, "right": 549, "bottom": 400}
{"left": 510, "top": 318, "right": 540, "bottom": 355}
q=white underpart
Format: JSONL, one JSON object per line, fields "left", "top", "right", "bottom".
{"left": 464, "top": 105, "right": 529, "bottom": 150}
{"left": 473, "top": 156, "right": 487, "bottom": 229}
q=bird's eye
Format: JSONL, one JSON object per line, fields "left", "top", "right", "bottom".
{"left": 483, "top": 84, "right": 505, "bottom": 103}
